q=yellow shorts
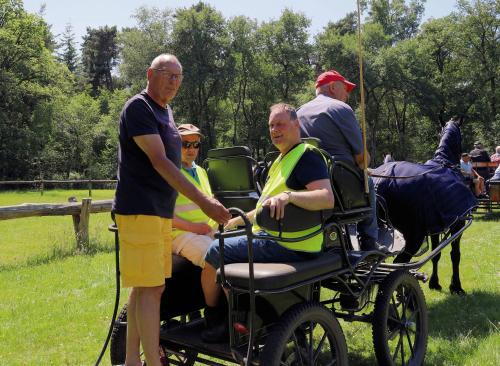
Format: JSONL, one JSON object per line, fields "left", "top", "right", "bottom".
{"left": 115, "top": 214, "right": 172, "bottom": 288}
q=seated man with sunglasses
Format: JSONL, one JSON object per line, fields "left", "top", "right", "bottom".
{"left": 172, "top": 124, "right": 218, "bottom": 268}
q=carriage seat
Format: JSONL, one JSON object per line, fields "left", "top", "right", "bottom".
{"left": 330, "top": 159, "right": 372, "bottom": 219}
{"left": 204, "top": 146, "right": 259, "bottom": 212}
{"left": 217, "top": 250, "right": 343, "bottom": 291}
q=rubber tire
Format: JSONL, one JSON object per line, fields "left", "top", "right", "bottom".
{"left": 260, "top": 302, "right": 348, "bottom": 366}
{"left": 110, "top": 305, "right": 127, "bottom": 365}
{"left": 372, "top": 270, "right": 428, "bottom": 366}
{"left": 109, "top": 305, "right": 197, "bottom": 366}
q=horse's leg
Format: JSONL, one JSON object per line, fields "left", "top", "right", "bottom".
{"left": 429, "top": 234, "right": 442, "bottom": 291}
{"left": 394, "top": 231, "right": 425, "bottom": 264}
{"left": 449, "top": 222, "right": 466, "bottom": 295}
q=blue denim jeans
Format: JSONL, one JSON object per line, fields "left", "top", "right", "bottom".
{"left": 357, "top": 177, "right": 378, "bottom": 242}
{"left": 205, "top": 233, "right": 319, "bottom": 269}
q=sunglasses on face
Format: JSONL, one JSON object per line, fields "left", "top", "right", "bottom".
{"left": 182, "top": 141, "right": 201, "bottom": 149}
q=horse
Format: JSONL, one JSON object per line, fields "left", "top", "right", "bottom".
{"left": 371, "top": 117, "right": 477, "bottom": 294}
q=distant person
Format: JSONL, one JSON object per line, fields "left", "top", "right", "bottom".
{"left": 490, "top": 146, "right": 500, "bottom": 163}
{"left": 298, "top": 69, "right": 386, "bottom": 253}
{"left": 490, "top": 165, "right": 500, "bottom": 181}
{"left": 460, "top": 153, "right": 485, "bottom": 197}
{"left": 469, "top": 141, "right": 491, "bottom": 180}
{"left": 112, "top": 54, "right": 230, "bottom": 366}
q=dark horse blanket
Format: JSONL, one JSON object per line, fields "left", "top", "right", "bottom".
{"left": 372, "top": 120, "right": 477, "bottom": 242}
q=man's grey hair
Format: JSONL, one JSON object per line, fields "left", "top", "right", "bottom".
{"left": 269, "top": 103, "right": 298, "bottom": 121}
{"left": 150, "top": 54, "right": 182, "bottom": 71}
{"left": 315, "top": 83, "right": 331, "bottom": 96}
{"left": 496, "top": 146, "right": 500, "bottom": 154}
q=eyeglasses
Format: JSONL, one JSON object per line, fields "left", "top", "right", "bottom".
{"left": 182, "top": 141, "right": 201, "bottom": 149}
{"left": 152, "top": 68, "right": 183, "bottom": 81}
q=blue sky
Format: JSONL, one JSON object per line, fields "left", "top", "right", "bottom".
{"left": 24, "top": 0, "right": 460, "bottom": 44}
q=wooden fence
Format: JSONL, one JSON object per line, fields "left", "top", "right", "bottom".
{"left": 0, "top": 179, "right": 117, "bottom": 196}
{"left": 0, "top": 198, "right": 113, "bottom": 250}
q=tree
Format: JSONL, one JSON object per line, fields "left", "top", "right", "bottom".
{"left": 57, "top": 23, "right": 78, "bottom": 72}
{"left": 0, "top": 0, "right": 72, "bottom": 179}
{"left": 257, "top": 9, "right": 313, "bottom": 102}
{"left": 169, "top": 2, "right": 235, "bottom": 150}
{"left": 368, "top": 0, "right": 426, "bottom": 43}
{"left": 118, "top": 6, "right": 174, "bottom": 92}
{"left": 81, "top": 25, "right": 118, "bottom": 94}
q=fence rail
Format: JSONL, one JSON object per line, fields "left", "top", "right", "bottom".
{"left": 0, "top": 198, "right": 113, "bottom": 250}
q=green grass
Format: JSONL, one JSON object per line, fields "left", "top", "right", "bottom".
{"left": 0, "top": 191, "right": 499, "bottom": 365}
{"left": 0, "top": 189, "right": 115, "bottom": 269}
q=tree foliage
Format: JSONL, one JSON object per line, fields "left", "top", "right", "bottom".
{"left": 0, "top": 0, "right": 498, "bottom": 180}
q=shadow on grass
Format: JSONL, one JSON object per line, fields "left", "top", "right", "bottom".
{"left": 428, "top": 290, "right": 499, "bottom": 338}
{"left": 473, "top": 210, "right": 500, "bottom": 221}
{"left": 425, "top": 290, "right": 500, "bottom": 365}
{"left": 0, "top": 239, "right": 114, "bottom": 272}
{"left": 348, "top": 353, "right": 377, "bottom": 366}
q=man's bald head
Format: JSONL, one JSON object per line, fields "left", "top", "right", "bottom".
{"left": 150, "top": 54, "right": 182, "bottom": 71}
{"left": 146, "top": 54, "right": 183, "bottom": 106}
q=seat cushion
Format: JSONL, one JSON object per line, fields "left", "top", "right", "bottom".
{"left": 216, "top": 250, "right": 344, "bottom": 291}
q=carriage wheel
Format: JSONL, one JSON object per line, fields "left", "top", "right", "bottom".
{"left": 372, "top": 270, "right": 428, "bottom": 366}
{"left": 109, "top": 305, "right": 197, "bottom": 366}
{"left": 260, "top": 302, "right": 348, "bottom": 366}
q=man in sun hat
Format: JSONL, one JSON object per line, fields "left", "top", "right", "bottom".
{"left": 172, "top": 123, "right": 218, "bottom": 268}
{"left": 297, "top": 69, "right": 386, "bottom": 253}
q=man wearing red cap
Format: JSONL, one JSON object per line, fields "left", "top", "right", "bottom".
{"left": 297, "top": 69, "right": 386, "bottom": 253}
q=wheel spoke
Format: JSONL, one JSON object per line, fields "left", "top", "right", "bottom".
{"left": 291, "top": 332, "right": 305, "bottom": 365}
{"left": 308, "top": 321, "right": 314, "bottom": 361}
{"left": 392, "top": 332, "right": 403, "bottom": 362}
{"left": 407, "top": 306, "right": 419, "bottom": 323}
{"left": 405, "top": 328, "right": 415, "bottom": 357}
{"left": 405, "top": 291, "right": 413, "bottom": 309}
{"left": 313, "top": 330, "right": 328, "bottom": 363}
{"left": 400, "top": 286, "right": 407, "bottom": 315}
{"left": 400, "top": 329, "right": 406, "bottom": 366}
{"left": 390, "top": 295, "right": 401, "bottom": 322}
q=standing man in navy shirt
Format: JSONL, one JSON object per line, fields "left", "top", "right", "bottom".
{"left": 112, "top": 54, "right": 230, "bottom": 366}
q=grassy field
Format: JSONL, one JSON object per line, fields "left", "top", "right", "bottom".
{"left": 0, "top": 190, "right": 499, "bottom": 365}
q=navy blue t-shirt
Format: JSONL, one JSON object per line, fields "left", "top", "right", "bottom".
{"left": 112, "top": 91, "right": 182, "bottom": 218}
{"left": 285, "top": 146, "right": 330, "bottom": 189}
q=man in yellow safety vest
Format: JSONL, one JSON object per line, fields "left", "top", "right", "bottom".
{"left": 200, "top": 103, "right": 335, "bottom": 342}
{"left": 172, "top": 124, "right": 218, "bottom": 268}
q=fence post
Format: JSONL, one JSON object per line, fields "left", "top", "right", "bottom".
{"left": 68, "top": 197, "right": 79, "bottom": 234}
{"left": 68, "top": 197, "right": 91, "bottom": 250}
{"left": 88, "top": 178, "right": 92, "bottom": 197}
{"left": 78, "top": 198, "right": 91, "bottom": 250}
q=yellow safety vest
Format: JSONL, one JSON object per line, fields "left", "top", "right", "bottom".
{"left": 253, "top": 143, "right": 324, "bottom": 252}
{"left": 172, "top": 164, "right": 217, "bottom": 239}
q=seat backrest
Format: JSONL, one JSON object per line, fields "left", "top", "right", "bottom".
{"left": 204, "top": 146, "right": 259, "bottom": 212}
{"left": 205, "top": 146, "right": 256, "bottom": 192}
{"left": 331, "top": 160, "right": 370, "bottom": 211}
{"left": 256, "top": 203, "right": 332, "bottom": 233}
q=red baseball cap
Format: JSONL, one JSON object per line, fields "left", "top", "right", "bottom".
{"left": 315, "top": 70, "right": 356, "bottom": 92}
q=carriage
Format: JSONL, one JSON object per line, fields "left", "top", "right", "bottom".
{"left": 107, "top": 144, "right": 473, "bottom": 366}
